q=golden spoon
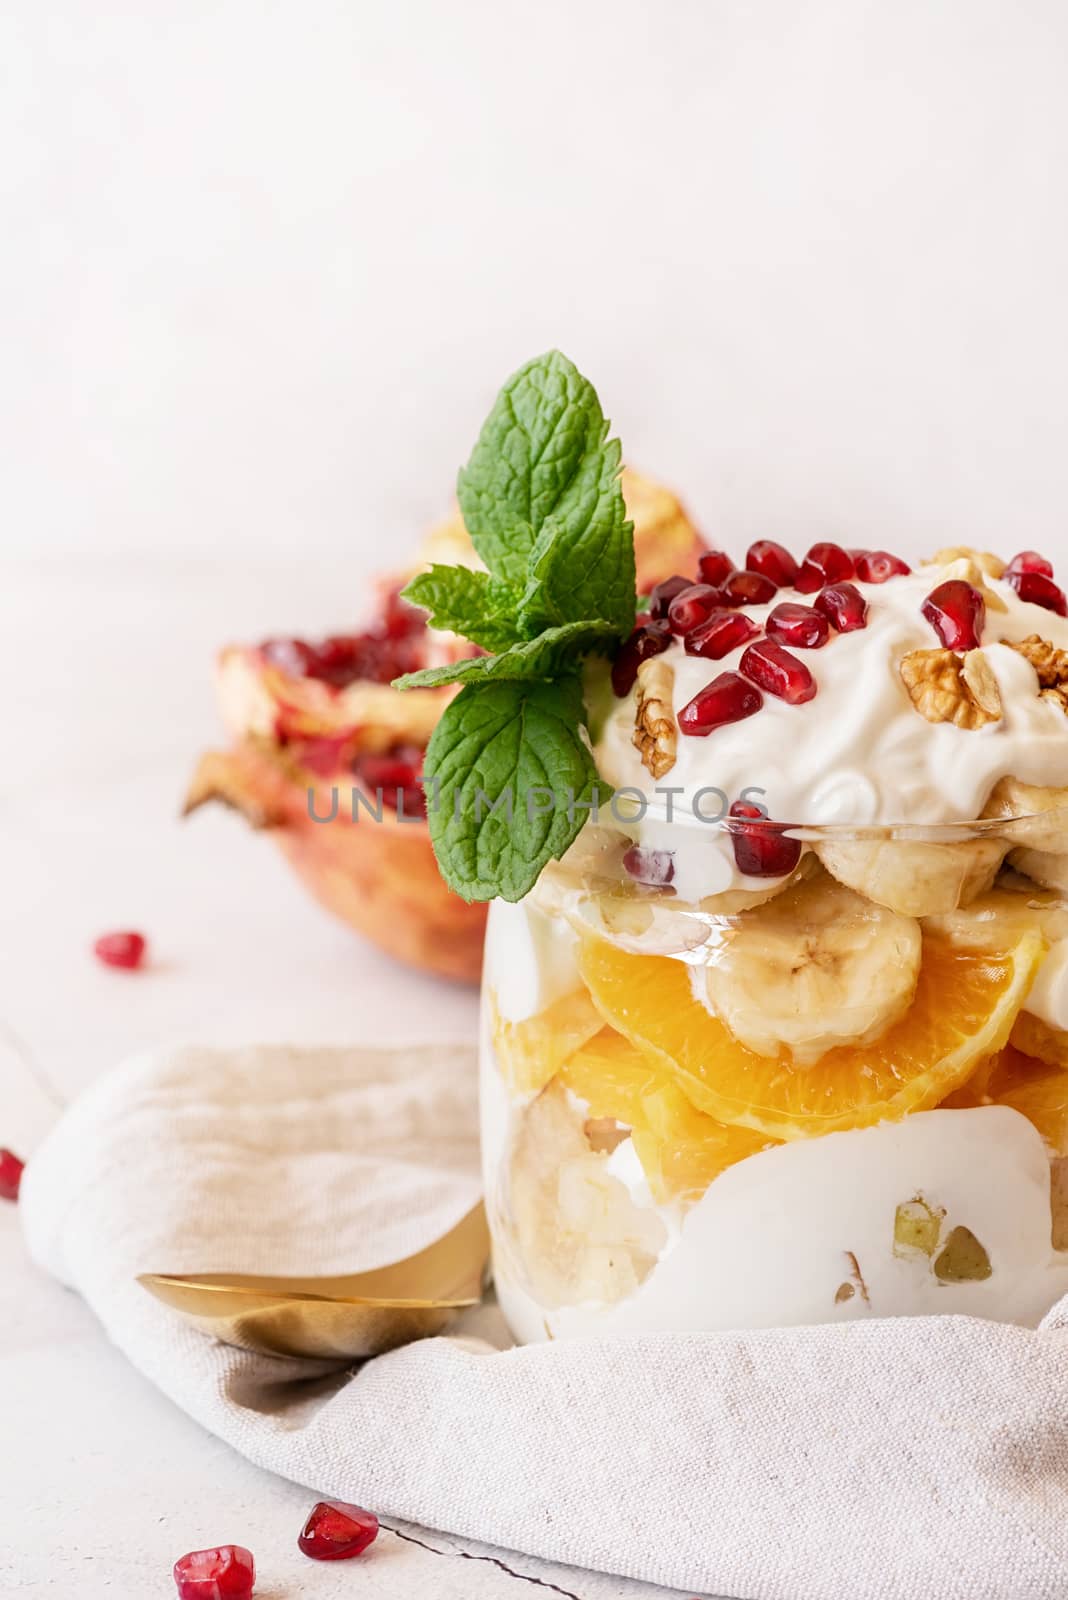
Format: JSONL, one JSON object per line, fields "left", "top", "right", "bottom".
{"left": 138, "top": 1201, "right": 489, "bottom": 1360}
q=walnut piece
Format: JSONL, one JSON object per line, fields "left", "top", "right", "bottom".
{"left": 633, "top": 656, "right": 677, "bottom": 778}
{"left": 1003, "top": 633, "right": 1068, "bottom": 714}
{"left": 899, "top": 648, "right": 1003, "bottom": 729}
{"left": 926, "top": 546, "right": 1007, "bottom": 580}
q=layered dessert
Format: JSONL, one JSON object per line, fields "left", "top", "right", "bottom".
{"left": 185, "top": 471, "right": 704, "bottom": 981}
{"left": 390, "top": 348, "right": 1068, "bottom": 1341}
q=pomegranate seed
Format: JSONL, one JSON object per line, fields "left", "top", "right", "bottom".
{"left": 814, "top": 582, "right": 869, "bottom": 633}
{"left": 1006, "top": 569, "right": 1068, "bottom": 616}
{"left": 0, "top": 1149, "right": 24, "bottom": 1202}
{"left": 854, "top": 550, "right": 911, "bottom": 583}
{"left": 739, "top": 640, "right": 816, "bottom": 704}
{"left": 765, "top": 602, "right": 830, "bottom": 650}
{"left": 1005, "top": 550, "right": 1054, "bottom": 579}
{"left": 684, "top": 609, "right": 761, "bottom": 660}
{"left": 611, "top": 620, "right": 672, "bottom": 696}
{"left": 728, "top": 801, "right": 802, "bottom": 878}
{"left": 298, "top": 1501, "right": 379, "bottom": 1561}
{"left": 648, "top": 575, "right": 696, "bottom": 619}
{"left": 678, "top": 672, "right": 763, "bottom": 736}
{"left": 746, "top": 540, "right": 798, "bottom": 588}
{"left": 354, "top": 746, "right": 426, "bottom": 816}
{"left": 698, "top": 550, "right": 735, "bottom": 586}
{"left": 795, "top": 542, "right": 855, "bottom": 594}
{"left": 667, "top": 583, "right": 723, "bottom": 635}
{"left": 922, "top": 580, "right": 986, "bottom": 649}
{"left": 93, "top": 931, "right": 147, "bottom": 971}
{"left": 720, "top": 569, "right": 778, "bottom": 607}
{"left": 622, "top": 845, "right": 675, "bottom": 886}
{"left": 173, "top": 1544, "right": 255, "bottom": 1600}
{"left": 262, "top": 637, "right": 318, "bottom": 676}
{"left": 382, "top": 585, "right": 426, "bottom": 639}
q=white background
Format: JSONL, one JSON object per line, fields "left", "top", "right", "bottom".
{"left": 3, "top": 4, "right": 1068, "bottom": 1595}
{"left": 5, "top": 0, "right": 1068, "bottom": 587}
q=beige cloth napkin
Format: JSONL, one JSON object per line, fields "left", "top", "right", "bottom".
{"left": 20, "top": 1041, "right": 1068, "bottom": 1600}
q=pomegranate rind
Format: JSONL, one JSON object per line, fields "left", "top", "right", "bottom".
{"left": 184, "top": 744, "right": 486, "bottom": 982}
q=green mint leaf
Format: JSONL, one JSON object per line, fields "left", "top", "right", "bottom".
{"left": 456, "top": 351, "right": 636, "bottom": 630}
{"left": 392, "top": 620, "right": 620, "bottom": 691}
{"left": 401, "top": 566, "right": 524, "bottom": 652}
{"left": 423, "top": 676, "right": 605, "bottom": 903}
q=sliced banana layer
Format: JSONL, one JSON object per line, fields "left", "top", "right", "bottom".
{"left": 699, "top": 872, "right": 922, "bottom": 1064}
{"left": 925, "top": 879, "right": 1068, "bottom": 950}
{"left": 815, "top": 835, "right": 1006, "bottom": 917}
{"left": 982, "top": 777, "right": 1068, "bottom": 851}
{"left": 1010, "top": 845, "right": 1068, "bottom": 894}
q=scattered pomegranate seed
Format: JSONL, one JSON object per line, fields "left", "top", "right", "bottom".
{"left": 814, "top": 582, "right": 869, "bottom": 633}
{"left": 93, "top": 931, "right": 147, "bottom": 971}
{"left": 739, "top": 640, "right": 816, "bottom": 704}
{"left": 922, "top": 580, "right": 986, "bottom": 650}
{"left": 1005, "top": 550, "right": 1054, "bottom": 579}
{"left": 648, "top": 575, "right": 696, "bottom": 620}
{"left": 298, "top": 1501, "right": 379, "bottom": 1561}
{"left": 745, "top": 540, "right": 798, "bottom": 588}
{"left": 622, "top": 845, "right": 675, "bottom": 886}
{"left": 854, "top": 550, "right": 911, "bottom": 583}
{"left": 795, "top": 542, "right": 855, "bottom": 594}
{"left": 684, "top": 609, "right": 761, "bottom": 660}
{"left": 765, "top": 602, "right": 830, "bottom": 650}
{"left": 678, "top": 672, "right": 763, "bottom": 736}
{"left": 728, "top": 801, "right": 802, "bottom": 878}
{"left": 698, "top": 550, "right": 735, "bottom": 586}
{"left": 611, "top": 621, "right": 672, "bottom": 696}
{"left": 1006, "top": 569, "right": 1068, "bottom": 616}
{"left": 667, "top": 583, "right": 724, "bottom": 635}
{"left": 172, "top": 1544, "right": 255, "bottom": 1599}
{"left": 0, "top": 1149, "right": 24, "bottom": 1202}
{"left": 720, "top": 570, "right": 778, "bottom": 607}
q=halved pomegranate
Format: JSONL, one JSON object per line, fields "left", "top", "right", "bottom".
{"left": 186, "top": 470, "right": 705, "bottom": 983}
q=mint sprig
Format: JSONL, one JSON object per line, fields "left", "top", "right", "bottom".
{"left": 395, "top": 351, "right": 635, "bottom": 903}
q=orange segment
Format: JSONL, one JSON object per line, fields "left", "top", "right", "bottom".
{"left": 945, "top": 1045, "right": 1068, "bottom": 1154}
{"left": 578, "top": 932, "right": 1044, "bottom": 1141}
{"left": 489, "top": 987, "right": 603, "bottom": 1094}
{"left": 559, "top": 1029, "right": 773, "bottom": 1202}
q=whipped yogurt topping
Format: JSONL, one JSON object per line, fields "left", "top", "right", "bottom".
{"left": 595, "top": 565, "right": 1068, "bottom": 828}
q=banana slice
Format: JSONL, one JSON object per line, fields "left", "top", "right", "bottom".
{"left": 982, "top": 777, "right": 1068, "bottom": 851}
{"left": 700, "top": 872, "right": 922, "bottom": 1064}
{"left": 1010, "top": 845, "right": 1068, "bottom": 893}
{"left": 924, "top": 878, "right": 1068, "bottom": 949}
{"left": 815, "top": 836, "right": 1006, "bottom": 917}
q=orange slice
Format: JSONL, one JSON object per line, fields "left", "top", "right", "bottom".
{"left": 489, "top": 987, "right": 603, "bottom": 1094}
{"left": 945, "top": 1044, "right": 1068, "bottom": 1155}
{"left": 559, "top": 1029, "right": 773, "bottom": 1202}
{"left": 578, "top": 932, "right": 1044, "bottom": 1140}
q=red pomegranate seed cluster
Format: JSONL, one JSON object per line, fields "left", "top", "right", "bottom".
{"left": 260, "top": 587, "right": 427, "bottom": 690}
{"left": 0, "top": 1148, "right": 24, "bottom": 1202}
{"left": 352, "top": 744, "right": 426, "bottom": 817}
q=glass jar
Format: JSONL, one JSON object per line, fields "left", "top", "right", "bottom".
{"left": 479, "top": 808, "right": 1068, "bottom": 1342}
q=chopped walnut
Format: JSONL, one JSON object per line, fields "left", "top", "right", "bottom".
{"left": 632, "top": 656, "right": 677, "bottom": 778}
{"left": 899, "top": 648, "right": 1003, "bottom": 729}
{"left": 1003, "top": 634, "right": 1068, "bottom": 713}
{"left": 926, "top": 546, "right": 1007, "bottom": 580}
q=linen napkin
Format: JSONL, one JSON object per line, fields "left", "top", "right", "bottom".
{"left": 20, "top": 1040, "right": 1068, "bottom": 1600}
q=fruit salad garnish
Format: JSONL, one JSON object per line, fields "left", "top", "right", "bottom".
{"left": 393, "top": 350, "right": 638, "bottom": 902}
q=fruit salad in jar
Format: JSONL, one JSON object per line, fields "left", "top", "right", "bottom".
{"left": 395, "top": 352, "right": 1068, "bottom": 1341}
